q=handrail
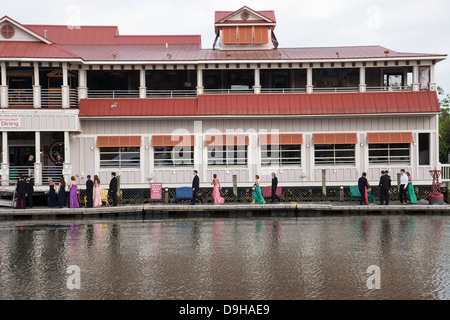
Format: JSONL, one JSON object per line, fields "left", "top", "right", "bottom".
{"left": 203, "top": 89, "right": 254, "bottom": 95}
{"left": 88, "top": 90, "right": 140, "bottom": 99}
{"left": 146, "top": 89, "right": 197, "bottom": 98}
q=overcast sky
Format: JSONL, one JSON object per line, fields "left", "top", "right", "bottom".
{"left": 3, "top": 0, "right": 449, "bottom": 94}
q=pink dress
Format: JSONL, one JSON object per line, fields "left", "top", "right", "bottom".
{"left": 212, "top": 180, "right": 225, "bottom": 204}
{"left": 93, "top": 182, "right": 102, "bottom": 207}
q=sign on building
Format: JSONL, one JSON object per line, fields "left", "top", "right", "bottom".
{"left": 151, "top": 183, "right": 162, "bottom": 200}
{"left": 0, "top": 117, "right": 22, "bottom": 128}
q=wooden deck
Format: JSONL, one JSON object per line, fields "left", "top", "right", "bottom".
{"left": 0, "top": 201, "right": 449, "bottom": 218}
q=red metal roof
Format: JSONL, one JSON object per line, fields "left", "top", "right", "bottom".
{"left": 0, "top": 41, "right": 80, "bottom": 59}
{"left": 78, "top": 91, "right": 440, "bottom": 117}
{"left": 24, "top": 24, "right": 202, "bottom": 45}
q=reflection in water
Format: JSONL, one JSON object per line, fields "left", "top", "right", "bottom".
{"left": 0, "top": 216, "right": 449, "bottom": 300}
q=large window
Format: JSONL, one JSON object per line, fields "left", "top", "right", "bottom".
{"left": 261, "top": 145, "right": 301, "bottom": 166}
{"left": 315, "top": 144, "right": 355, "bottom": 166}
{"left": 154, "top": 146, "right": 194, "bottom": 167}
{"left": 207, "top": 145, "right": 248, "bottom": 166}
{"left": 369, "top": 144, "right": 410, "bottom": 165}
{"left": 100, "top": 147, "right": 140, "bottom": 168}
{"left": 419, "top": 133, "right": 430, "bottom": 166}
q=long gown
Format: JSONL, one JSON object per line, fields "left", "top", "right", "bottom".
{"left": 253, "top": 185, "right": 266, "bottom": 204}
{"left": 212, "top": 181, "right": 225, "bottom": 204}
{"left": 56, "top": 185, "right": 66, "bottom": 208}
{"left": 69, "top": 183, "right": 80, "bottom": 208}
{"left": 407, "top": 179, "right": 417, "bottom": 204}
{"left": 93, "top": 184, "right": 102, "bottom": 207}
{"left": 48, "top": 184, "right": 57, "bottom": 207}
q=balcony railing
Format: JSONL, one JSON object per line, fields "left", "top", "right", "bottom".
{"left": 313, "top": 87, "right": 360, "bottom": 93}
{"left": 203, "top": 89, "right": 255, "bottom": 95}
{"left": 42, "top": 166, "right": 64, "bottom": 184}
{"left": 8, "top": 89, "right": 34, "bottom": 107}
{"left": 441, "top": 164, "right": 450, "bottom": 182}
{"left": 88, "top": 90, "right": 140, "bottom": 99}
{"left": 260, "top": 88, "right": 307, "bottom": 94}
{"left": 146, "top": 90, "right": 197, "bottom": 98}
{"left": 366, "top": 86, "right": 412, "bottom": 92}
{"left": 9, "top": 166, "right": 34, "bottom": 181}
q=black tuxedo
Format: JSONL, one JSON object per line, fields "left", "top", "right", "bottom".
{"left": 379, "top": 174, "right": 391, "bottom": 205}
{"left": 271, "top": 176, "right": 281, "bottom": 203}
{"left": 15, "top": 179, "right": 27, "bottom": 209}
{"left": 86, "top": 179, "right": 94, "bottom": 207}
{"left": 358, "top": 177, "right": 369, "bottom": 205}
{"left": 192, "top": 174, "right": 203, "bottom": 204}
{"left": 25, "top": 179, "right": 34, "bottom": 208}
{"left": 109, "top": 176, "right": 118, "bottom": 206}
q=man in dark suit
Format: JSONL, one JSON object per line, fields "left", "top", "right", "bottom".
{"left": 25, "top": 176, "right": 34, "bottom": 208}
{"left": 86, "top": 175, "right": 94, "bottom": 208}
{"left": 271, "top": 172, "right": 281, "bottom": 203}
{"left": 358, "top": 172, "right": 369, "bottom": 205}
{"left": 109, "top": 172, "right": 118, "bottom": 206}
{"left": 192, "top": 170, "right": 203, "bottom": 205}
{"left": 15, "top": 175, "right": 27, "bottom": 209}
{"left": 379, "top": 170, "right": 391, "bottom": 205}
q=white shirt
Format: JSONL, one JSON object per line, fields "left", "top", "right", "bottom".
{"left": 400, "top": 173, "right": 408, "bottom": 187}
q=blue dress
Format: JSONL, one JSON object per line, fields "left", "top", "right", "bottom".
{"left": 48, "top": 185, "right": 57, "bottom": 207}
{"left": 57, "top": 185, "right": 66, "bottom": 208}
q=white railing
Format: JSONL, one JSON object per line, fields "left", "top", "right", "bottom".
{"left": 8, "top": 89, "right": 34, "bottom": 107}
{"left": 146, "top": 90, "right": 197, "bottom": 98}
{"left": 42, "top": 166, "right": 64, "bottom": 184}
{"left": 8, "top": 166, "right": 34, "bottom": 181}
{"left": 203, "top": 89, "right": 254, "bottom": 95}
{"left": 441, "top": 164, "right": 450, "bottom": 182}
{"left": 41, "top": 88, "right": 78, "bottom": 108}
{"left": 260, "top": 88, "right": 307, "bottom": 94}
{"left": 366, "top": 86, "right": 412, "bottom": 92}
{"left": 88, "top": 90, "right": 140, "bottom": 99}
{"left": 313, "top": 87, "right": 360, "bottom": 93}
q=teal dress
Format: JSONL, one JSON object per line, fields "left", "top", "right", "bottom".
{"left": 253, "top": 184, "right": 266, "bottom": 204}
{"left": 407, "top": 179, "right": 417, "bottom": 204}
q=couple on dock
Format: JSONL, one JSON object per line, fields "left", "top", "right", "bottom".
{"left": 191, "top": 170, "right": 224, "bottom": 205}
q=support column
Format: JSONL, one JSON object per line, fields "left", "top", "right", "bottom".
{"left": 254, "top": 68, "right": 261, "bottom": 94}
{"left": 412, "top": 65, "right": 420, "bottom": 92}
{"left": 61, "top": 62, "right": 70, "bottom": 108}
{"left": 196, "top": 68, "right": 204, "bottom": 95}
{"left": 77, "top": 69, "right": 88, "bottom": 100}
{"left": 34, "top": 131, "right": 42, "bottom": 185}
{"left": 306, "top": 67, "right": 313, "bottom": 94}
{"left": 1, "top": 61, "right": 8, "bottom": 108}
{"left": 63, "top": 131, "right": 71, "bottom": 183}
{"left": 1, "top": 132, "right": 9, "bottom": 185}
{"left": 359, "top": 67, "right": 367, "bottom": 92}
{"left": 429, "top": 64, "right": 437, "bottom": 91}
{"left": 33, "top": 62, "right": 41, "bottom": 108}
{"left": 139, "top": 68, "right": 147, "bottom": 98}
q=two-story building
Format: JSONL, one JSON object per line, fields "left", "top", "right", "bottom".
{"left": 0, "top": 6, "right": 447, "bottom": 195}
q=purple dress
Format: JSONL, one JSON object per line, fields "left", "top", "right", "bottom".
{"left": 69, "top": 183, "right": 80, "bottom": 208}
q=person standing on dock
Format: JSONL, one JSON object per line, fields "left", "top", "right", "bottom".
{"left": 399, "top": 169, "right": 408, "bottom": 204}
{"left": 271, "top": 172, "right": 281, "bottom": 203}
{"left": 252, "top": 175, "right": 266, "bottom": 204}
{"left": 379, "top": 170, "right": 391, "bottom": 205}
{"left": 109, "top": 172, "right": 118, "bottom": 207}
{"left": 358, "top": 172, "right": 369, "bottom": 205}
{"left": 211, "top": 174, "right": 224, "bottom": 204}
{"left": 48, "top": 178, "right": 57, "bottom": 207}
{"left": 15, "top": 175, "right": 26, "bottom": 209}
{"left": 86, "top": 175, "right": 94, "bottom": 208}
{"left": 56, "top": 176, "right": 66, "bottom": 208}
{"left": 69, "top": 176, "right": 80, "bottom": 208}
{"left": 93, "top": 175, "right": 102, "bottom": 207}
{"left": 192, "top": 170, "right": 203, "bottom": 205}
{"left": 405, "top": 172, "right": 417, "bottom": 204}
{"left": 25, "top": 175, "right": 34, "bottom": 209}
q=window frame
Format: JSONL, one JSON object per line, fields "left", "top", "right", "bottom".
{"left": 99, "top": 146, "right": 141, "bottom": 169}
{"left": 261, "top": 144, "right": 302, "bottom": 166}
{"left": 153, "top": 146, "right": 195, "bottom": 167}
{"left": 368, "top": 143, "right": 411, "bottom": 165}
{"left": 314, "top": 144, "right": 356, "bottom": 166}
{"left": 207, "top": 145, "right": 248, "bottom": 167}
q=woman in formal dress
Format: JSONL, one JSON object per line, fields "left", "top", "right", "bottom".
{"left": 48, "top": 178, "right": 57, "bottom": 207}
{"left": 56, "top": 176, "right": 66, "bottom": 208}
{"left": 93, "top": 175, "right": 102, "bottom": 207}
{"left": 252, "top": 175, "right": 266, "bottom": 204}
{"left": 211, "top": 174, "right": 225, "bottom": 204}
{"left": 406, "top": 172, "right": 417, "bottom": 204}
{"left": 69, "top": 176, "right": 80, "bottom": 208}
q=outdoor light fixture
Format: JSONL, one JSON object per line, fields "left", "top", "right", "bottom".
{"left": 360, "top": 143, "right": 364, "bottom": 147}
{"left": 165, "top": 187, "right": 169, "bottom": 192}
{"left": 333, "top": 170, "right": 337, "bottom": 173}
{"left": 226, "top": 170, "right": 229, "bottom": 174}
{"left": 340, "top": 186, "right": 344, "bottom": 190}
{"left": 306, "top": 144, "right": 310, "bottom": 148}
{"left": 90, "top": 146, "right": 94, "bottom": 150}
{"left": 413, "top": 142, "right": 417, "bottom": 146}
{"left": 172, "top": 171, "right": 176, "bottom": 175}
{"left": 145, "top": 146, "right": 149, "bottom": 150}
{"left": 279, "top": 170, "right": 283, "bottom": 174}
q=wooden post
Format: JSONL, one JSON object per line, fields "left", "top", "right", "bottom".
{"left": 233, "top": 174, "right": 238, "bottom": 202}
{"left": 117, "top": 175, "right": 121, "bottom": 204}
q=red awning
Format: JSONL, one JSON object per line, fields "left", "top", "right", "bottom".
{"left": 313, "top": 133, "right": 358, "bottom": 145}
{"left": 152, "top": 135, "right": 195, "bottom": 147}
{"left": 259, "top": 134, "right": 303, "bottom": 145}
{"left": 97, "top": 136, "right": 141, "bottom": 147}
{"left": 205, "top": 135, "right": 249, "bottom": 146}
{"left": 367, "top": 132, "right": 414, "bottom": 144}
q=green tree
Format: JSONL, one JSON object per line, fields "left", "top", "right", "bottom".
{"left": 438, "top": 86, "right": 450, "bottom": 163}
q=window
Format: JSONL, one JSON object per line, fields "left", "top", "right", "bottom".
{"left": 315, "top": 144, "right": 355, "bottom": 166}
{"left": 261, "top": 145, "right": 301, "bottom": 166}
{"left": 419, "top": 133, "right": 430, "bottom": 166}
{"left": 154, "top": 146, "right": 194, "bottom": 167}
{"left": 369, "top": 144, "right": 410, "bottom": 165}
{"left": 208, "top": 145, "right": 248, "bottom": 166}
{"left": 100, "top": 147, "right": 140, "bottom": 168}
{"left": 1, "top": 24, "right": 15, "bottom": 39}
